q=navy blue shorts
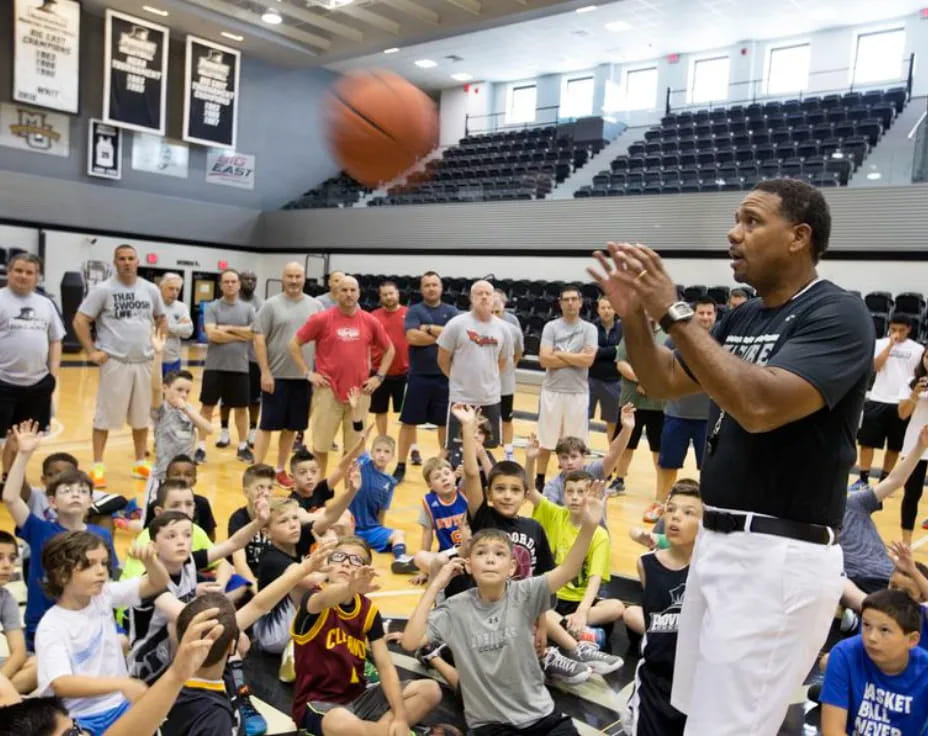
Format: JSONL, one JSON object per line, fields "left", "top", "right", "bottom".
{"left": 259, "top": 379, "right": 311, "bottom": 431}
{"left": 161, "top": 359, "right": 182, "bottom": 376}
{"left": 248, "top": 361, "right": 261, "bottom": 404}
{"left": 658, "top": 416, "right": 707, "bottom": 469}
{"left": 399, "top": 373, "right": 449, "bottom": 426}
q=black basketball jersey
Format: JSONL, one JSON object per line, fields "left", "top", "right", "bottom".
{"left": 639, "top": 551, "right": 689, "bottom": 690}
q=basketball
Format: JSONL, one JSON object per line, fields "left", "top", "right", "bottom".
{"left": 325, "top": 70, "right": 439, "bottom": 188}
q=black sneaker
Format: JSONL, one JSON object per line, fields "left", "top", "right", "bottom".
{"left": 416, "top": 641, "right": 448, "bottom": 668}
{"left": 410, "top": 449, "right": 423, "bottom": 466}
{"left": 236, "top": 446, "right": 255, "bottom": 463}
{"left": 607, "top": 477, "right": 626, "bottom": 496}
{"left": 392, "top": 464, "right": 406, "bottom": 483}
{"left": 215, "top": 429, "right": 231, "bottom": 449}
{"left": 193, "top": 447, "right": 206, "bottom": 464}
{"left": 391, "top": 556, "right": 418, "bottom": 574}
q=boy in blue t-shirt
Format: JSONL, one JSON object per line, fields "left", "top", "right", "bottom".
{"left": 821, "top": 589, "right": 928, "bottom": 736}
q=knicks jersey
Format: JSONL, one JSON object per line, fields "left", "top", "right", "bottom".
{"left": 422, "top": 491, "right": 468, "bottom": 551}
{"left": 291, "top": 590, "right": 381, "bottom": 725}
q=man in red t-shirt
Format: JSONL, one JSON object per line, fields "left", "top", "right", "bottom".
{"left": 288, "top": 275, "right": 395, "bottom": 474}
{"left": 370, "top": 281, "right": 410, "bottom": 440}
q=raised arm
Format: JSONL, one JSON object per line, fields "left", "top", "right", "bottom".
{"left": 327, "top": 416, "right": 373, "bottom": 489}
{"left": 601, "top": 403, "right": 635, "bottom": 477}
{"left": 131, "top": 542, "right": 171, "bottom": 600}
{"left": 453, "top": 404, "right": 484, "bottom": 517}
{"left": 523, "top": 433, "right": 543, "bottom": 508}
{"left": 546, "top": 483, "right": 604, "bottom": 593}
{"left": 208, "top": 499, "right": 269, "bottom": 563}
{"left": 316, "top": 463, "right": 364, "bottom": 537}
{"left": 306, "top": 564, "right": 378, "bottom": 614}
{"left": 872, "top": 338, "right": 894, "bottom": 373}
{"left": 888, "top": 541, "right": 928, "bottom": 601}
{"left": 2, "top": 422, "right": 42, "bottom": 528}
{"left": 150, "top": 331, "right": 165, "bottom": 409}
{"left": 873, "top": 425, "right": 928, "bottom": 502}
{"left": 401, "top": 557, "right": 466, "bottom": 651}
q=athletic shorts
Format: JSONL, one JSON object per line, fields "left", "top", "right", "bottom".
{"left": 554, "top": 597, "right": 602, "bottom": 617}
{"left": 76, "top": 699, "right": 132, "bottom": 736}
{"left": 446, "top": 401, "right": 501, "bottom": 467}
{"left": 625, "top": 408, "right": 664, "bottom": 452}
{"left": 471, "top": 711, "right": 578, "bottom": 736}
{"left": 370, "top": 374, "right": 407, "bottom": 414}
{"left": 93, "top": 358, "right": 151, "bottom": 430}
{"left": 309, "top": 386, "right": 369, "bottom": 453}
{"left": 260, "top": 379, "right": 311, "bottom": 432}
{"left": 161, "top": 359, "right": 182, "bottom": 376}
{"left": 0, "top": 373, "right": 55, "bottom": 437}
{"left": 588, "top": 377, "right": 621, "bottom": 424}
{"left": 399, "top": 373, "right": 449, "bottom": 426}
{"left": 301, "top": 684, "right": 393, "bottom": 735}
{"left": 857, "top": 399, "right": 910, "bottom": 452}
{"left": 537, "top": 390, "right": 590, "bottom": 450}
{"left": 355, "top": 525, "right": 395, "bottom": 552}
{"left": 658, "top": 416, "right": 707, "bottom": 469}
{"left": 253, "top": 597, "right": 295, "bottom": 655}
{"left": 248, "top": 361, "right": 261, "bottom": 404}
{"left": 200, "top": 369, "right": 249, "bottom": 408}
{"left": 501, "top": 394, "right": 514, "bottom": 423}
{"left": 627, "top": 668, "right": 685, "bottom": 736}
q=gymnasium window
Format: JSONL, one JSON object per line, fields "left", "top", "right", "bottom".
{"left": 623, "top": 67, "right": 658, "bottom": 111}
{"left": 560, "top": 76, "right": 594, "bottom": 118}
{"left": 766, "top": 43, "right": 810, "bottom": 95}
{"left": 853, "top": 28, "right": 905, "bottom": 85}
{"left": 507, "top": 84, "right": 537, "bottom": 124}
{"left": 690, "top": 56, "right": 730, "bottom": 104}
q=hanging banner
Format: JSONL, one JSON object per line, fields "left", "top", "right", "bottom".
{"left": 102, "top": 9, "right": 168, "bottom": 135}
{"left": 205, "top": 149, "right": 255, "bottom": 190}
{"left": 183, "top": 36, "right": 240, "bottom": 149}
{"left": 87, "top": 119, "right": 121, "bottom": 179}
{"left": 132, "top": 132, "right": 188, "bottom": 178}
{"left": 0, "top": 102, "right": 70, "bottom": 156}
{"left": 13, "top": 0, "right": 82, "bottom": 114}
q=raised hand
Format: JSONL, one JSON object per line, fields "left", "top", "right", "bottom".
{"left": 11, "top": 421, "right": 43, "bottom": 455}
{"left": 525, "top": 432, "right": 541, "bottom": 461}
{"left": 450, "top": 403, "right": 478, "bottom": 426}
{"left": 303, "top": 539, "right": 337, "bottom": 575}
{"left": 348, "top": 565, "right": 380, "bottom": 596}
{"left": 169, "top": 607, "right": 225, "bottom": 681}
{"left": 347, "top": 463, "right": 362, "bottom": 493}
{"left": 150, "top": 329, "right": 165, "bottom": 354}
{"left": 254, "top": 497, "right": 271, "bottom": 526}
{"left": 888, "top": 541, "right": 916, "bottom": 575}
{"left": 581, "top": 480, "right": 606, "bottom": 528}
{"left": 619, "top": 402, "right": 636, "bottom": 430}
{"left": 431, "top": 557, "right": 466, "bottom": 590}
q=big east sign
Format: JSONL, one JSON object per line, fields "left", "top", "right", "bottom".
{"left": 205, "top": 149, "right": 255, "bottom": 189}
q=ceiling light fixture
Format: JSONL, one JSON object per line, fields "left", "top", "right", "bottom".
{"left": 142, "top": 5, "right": 169, "bottom": 16}
{"left": 604, "top": 20, "right": 631, "bottom": 32}
{"left": 261, "top": 8, "right": 282, "bottom": 23}
{"left": 221, "top": 31, "right": 244, "bottom": 41}
{"left": 451, "top": 72, "right": 473, "bottom": 81}
{"left": 383, "top": 47, "right": 400, "bottom": 54}
{"left": 414, "top": 59, "right": 437, "bottom": 68}
{"left": 575, "top": 5, "right": 597, "bottom": 13}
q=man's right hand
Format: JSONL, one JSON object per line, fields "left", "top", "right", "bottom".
{"left": 307, "top": 372, "right": 331, "bottom": 389}
{"left": 260, "top": 372, "right": 275, "bottom": 393}
{"left": 89, "top": 350, "right": 109, "bottom": 365}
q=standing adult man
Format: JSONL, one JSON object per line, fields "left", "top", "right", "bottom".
{"left": 158, "top": 273, "right": 193, "bottom": 376}
{"left": 315, "top": 271, "right": 345, "bottom": 310}
{"left": 491, "top": 293, "right": 523, "bottom": 461}
{"left": 73, "top": 244, "right": 166, "bottom": 488}
{"left": 393, "top": 271, "right": 458, "bottom": 482}
{"left": 196, "top": 269, "right": 255, "bottom": 464}
{"left": 252, "top": 263, "right": 322, "bottom": 487}
{"left": 655, "top": 297, "right": 717, "bottom": 505}
{"left": 589, "top": 179, "right": 873, "bottom": 735}
{"left": 370, "top": 281, "right": 409, "bottom": 439}
{"left": 437, "top": 280, "right": 512, "bottom": 468}
{"left": 851, "top": 314, "right": 922, "bottom": 490}
{"left": 589, "top": 296, "right": 623, "bottom": 489}
{"left": 0, "top": 253, "right": 65, "bottom": 472}
{"left": 288, "top": 275, "right": 394, "bottom": 475}
{"left": 535, "top": 285, "right": 598, "bottom": 488}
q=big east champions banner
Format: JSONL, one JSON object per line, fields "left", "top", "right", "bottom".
{"left": 13, "top": 0, "right": 81, "bottom": 114}
{"left": 183, "top": 36, "right": 240, "bottom": 149}
{"left": 103, "top": 9, "right": 168, "bottom": 135}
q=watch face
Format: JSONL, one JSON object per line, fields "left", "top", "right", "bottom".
{"left": 670, "top": 302, "right": 694, "bottom": 319}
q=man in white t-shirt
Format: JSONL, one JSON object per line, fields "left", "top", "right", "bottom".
{"left": 158, "top": 273, "right": 193, "bottom": 376}
{"left": 851, "top": 314, "right": 923, "bottom": 491}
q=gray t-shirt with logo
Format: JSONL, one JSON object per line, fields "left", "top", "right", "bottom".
{"left": 204, "top": 298, "right": 255, "bottom": 373}
{"left": 541, "top": 317, "right": 598, "bottom": 394}
{"left": 151, "top": 404, "right": 196, "bottom": 481}
{"left": 499, "top": 320, "right": 524, "bottom": 397}
{"left": 162, "top": 300, "right": 193, "bottom": 364}
{"left": 253, "top": 293, "right": 323, "bottom": 379}
{"left": 78, "top": 277, "right": 165, "bottom": 362}
{"left": 437, "top": 312, "right": 513, "bottom": 405}
{"left": 427, "top": 575, "right": 554, "bottom": 729}
{"left": 0, "top": 288, "right": 65, "bottom": 386}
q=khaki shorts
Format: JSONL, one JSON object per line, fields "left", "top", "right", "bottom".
{"left": 309, "top": 386, "right": 370, "bottom": 453}
{"left": 93, "top": 358, "right": 152, "bottom": 430}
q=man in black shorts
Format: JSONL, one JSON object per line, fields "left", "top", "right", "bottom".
{"left": 589, "top": 178, "right": 873, "bottom": 735}
{"left": 393, "top": 272, "right": 458, "bottom": 482}
{"left": 370, "top": 281, "right": 410, "bottom": 439}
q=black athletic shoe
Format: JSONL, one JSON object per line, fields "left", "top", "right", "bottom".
{"left": 410, "top": 449, "right": 423, "bottom": 466}
{"left": 236, "top": 446, "right": 255, "bottom": 463}
{"left": 193, "top": 448, "right": 206, "bottom": 464}
{"left": 392, "top": 464, "right": 406, "bottom": 483}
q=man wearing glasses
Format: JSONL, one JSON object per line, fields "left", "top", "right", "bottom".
{"left": 535, "top": 285, "right": 598, "bottom": 487}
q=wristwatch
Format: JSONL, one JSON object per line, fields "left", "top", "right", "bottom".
{"left": 376, "top": 373, "right": 386, "bottom": 380}
{"left": 659, "top": 301, "right": 695, "bottom": 333}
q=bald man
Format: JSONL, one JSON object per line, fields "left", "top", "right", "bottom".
{"left": 437, "top": 280, "right": 514, "bottom": 467}
{"left": 289, "top": 275, "right": 394, "bottom": 475}
{"left": 316, "top": 270, "right": 345, "bottom": 310}
{"left": 252, "top": 263, "right": 322, "bottom": 485}
{"left": 159, "top": 273, "right": 193, "bottom": 376}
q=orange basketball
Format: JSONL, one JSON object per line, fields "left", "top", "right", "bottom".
{"left": 326, "top": 70, "right": 438, "bottom": 188}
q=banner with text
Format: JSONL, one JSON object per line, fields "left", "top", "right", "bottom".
{"left": 103, "top": 9, "right": 168, "bottom": 135}
{"left": 183, "top": 36, "right": 240, "bottom": 149}
{"left": 13, "top": 0, "right": 81, "bottom": 114}
{"left": 87, "top": 119, "right": 122, "bottom": 179}
{"left": 205, "top": 149, "right": 255, "bottom": 189}
{"left": 0, "top": 102, "right": 70, "bottom": 156}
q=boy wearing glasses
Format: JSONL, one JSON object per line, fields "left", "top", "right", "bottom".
{"left": 291, "top": 536, "right": 441, "bottom": 735}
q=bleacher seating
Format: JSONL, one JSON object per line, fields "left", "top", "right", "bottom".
{"left": 282, "top": 173, "right": 371, "bottom": 209}
{"left": 575, "top": 87, "right": 908, "bottom": 198}
{"left": 367, "top": 126, "right": 608, "bottom": 206}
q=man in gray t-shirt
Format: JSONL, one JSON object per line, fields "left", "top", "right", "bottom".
{"left": 492, "top": 294, "right": 524, "bottom": 461}
{"left": 0, "top": 253, "right": 65, "bottom": 472}
{"left": 159, "top": 273, "right": 193, "bottom": 374}
{"left": 437, "top": 280, "right": 512, "bottom": 465}
{"left": 536, "top": 285, "right": 598, "bottom": 480}
{"left": 74, "top": 245, "right": 165, "bottom": 488}
{"left": 221, "top": 269, "right": 263, "bottom": 448}
{"left": 252, "top": 263, "right": 322, "bottom": 482}
{"left": 315, "top": 270, "right": 344, "bottom": 311}
{"left": 196, "top": 269, "right": 255, "bottom": 464}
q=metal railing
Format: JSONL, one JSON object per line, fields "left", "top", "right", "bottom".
{"left": 464, "top": 104, "right": 563, "bottom": 136}
{"left": 911, "top": 97, "right": 928, "bottom": 183}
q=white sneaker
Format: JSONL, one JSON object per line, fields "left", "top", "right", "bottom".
{"left": 247, "top": 428, "right": 256, "bottom": 447}
{"left": 542, "top": 646, "right": 591, "bottom": 685}
{"left": 215, "top": 429, "right": 231, "bottom": 448}
{"left": 569, "top": 641, "right": 624, "bottom": 675}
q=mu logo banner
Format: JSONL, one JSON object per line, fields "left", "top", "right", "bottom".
{"left": 0, "top": 102, "right": 70, "bottom": 156}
